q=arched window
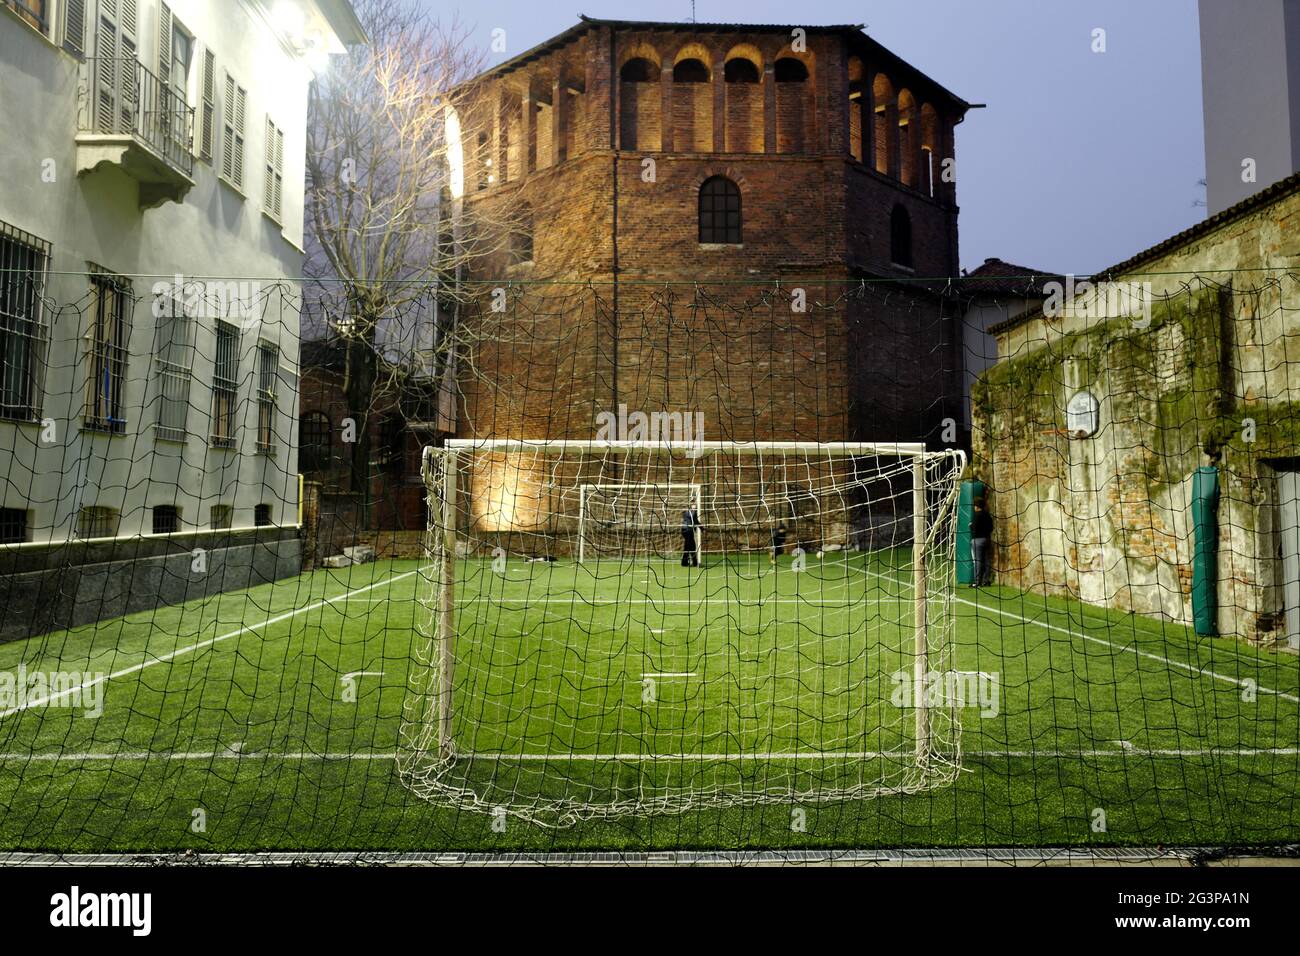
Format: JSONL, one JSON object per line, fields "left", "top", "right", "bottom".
{"left": 723, "top": 55, "right": 763, "bottom": 151}
{"left": 619, "top": 57, "right": 661, "bottom": 150}
{"left": 890, "top": 205, "right": 913, "bottom": 268}
{"left": 699, "top": 176, "right": 741, "bottom": 244}
{"left": 921, "top": 103, "right": 941, "bottom": 197}
{"left": 673, "top": 58, "right": 709, "bottom": 82}
{"left": 620, "top": 58, "right": 657, "bottom": 82}
{"left": 897, "top": 90, "right": 918, "bottom": 187}
{"left": 510, "top": 205, "right": 534, "bottom": 265}
{"left": 723, "top": 58, "right": 760, "bottom": 83}
{"left": 873, "top": 74, "right": 895, "bottom": 175}
{"left": 476, "top": 131, "right": 490, "bottom": 190}
{"left": 672, "top": 57, "right": 713, "bottom": 150}
{"left": 774, "top": 58, "right": 808, "bottom": 82}
{"left": 774, "top": 56, "right": 811, "bottom": 153}
{"left": 847, "top": 57, "right": 867, "bottom": 163}
{"left": 300, "top": 411, "right": 331, "bottom": 472}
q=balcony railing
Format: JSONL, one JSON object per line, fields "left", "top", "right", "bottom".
{"left": 81, "top": 56, "right": 195, "bottom": 179}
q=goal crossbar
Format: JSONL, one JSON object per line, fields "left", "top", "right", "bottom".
{"left": 438, "top": 439, "right": 931, "bottom": 457}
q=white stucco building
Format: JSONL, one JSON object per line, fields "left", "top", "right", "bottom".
{"left": 0, "top": 0, "right": 364, "bottom": 638}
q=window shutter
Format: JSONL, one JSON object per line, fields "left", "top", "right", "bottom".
{"left": 95, "top": 16, "right": 119, "bottom": 133}
{"left": 115, "top": 0, "right": 139, "bottom": 135}
{"left": 157, "top": 2, "right": 172, "bottom": 86}
{"left": 274, "top": 126, "right": 284, "bottom": 218}
{"left": 264, "top": 118, "right": 285, "bottom": 219}
{"left": 200, "top": 49, "right": 215, "bottom": 161}
{"left": 221, "top": 73, "right": 247, "bottom": 189}
{"left": 63, "top": 0, "right": 87, "bottom": 56}
{"left": 222, "top": 74, "right": 236, "bottom": 181}
{"left": 233, "top": 86, "right": 247, "bottom": 188}
{"left": 264, "top": 118, "right": 275, "bottom": 215}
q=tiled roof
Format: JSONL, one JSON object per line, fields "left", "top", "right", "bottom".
{"left": 987, "top": 170, "right": 1300, "bottom": 336}
{"left": 962, "top": 257, "right": 1062, "bottom": 297}
{"left": 466, "top": 16, "right": 971, "bottom": 109}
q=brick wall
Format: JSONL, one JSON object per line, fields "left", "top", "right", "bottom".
{"left": 450, "top": 21, "right": 967, "bottom": 541}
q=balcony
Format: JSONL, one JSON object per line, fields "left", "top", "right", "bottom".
{"left": 77, "top": 57, "right": 196, "bottom": 210}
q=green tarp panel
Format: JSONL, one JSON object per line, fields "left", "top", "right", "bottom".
{"left": 957, "top": 480, "right": 985, "bottom": 585}
{"left": 1192, "top": 466, "right": 1219, "bottom": 636}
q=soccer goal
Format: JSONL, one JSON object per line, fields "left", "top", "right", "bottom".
{"left": 578, "top": 483, "right": 703, "bottom": 563}
{"left": 400, "top": 438, "right": 966, "bottom": 826}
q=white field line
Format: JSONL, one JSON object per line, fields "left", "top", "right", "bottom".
{"left": 866, "top": 568, "right": 1300, "bottom": 706}
{"left": 0, "top": 567, "right": 425, "bottom": 720}
{"left": 641, "top": 672, "right": 697, "bottom": 678}
{"left": 0, "top": 748, "right": 1296, "bottom": 762}
{"left": 456, "top": 597, "right": 912, "bottom": 606}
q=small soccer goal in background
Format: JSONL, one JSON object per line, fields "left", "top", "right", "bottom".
{"left": 399, "top": 439, "right": 967, "bottom": 826}
{"left": 578, "top": 483, "right": 703, "bottom": 563}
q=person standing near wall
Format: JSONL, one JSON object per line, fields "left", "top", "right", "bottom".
{"left": 971, "top": 498, "right": 994, "bottom": 587}
{"left": 770, "top": 524, "right": 787, "bottom": 564}
{"left": 681, "top": 507, "right": 703, "bottom": 567}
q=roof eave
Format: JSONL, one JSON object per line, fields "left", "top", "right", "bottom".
{"left": 986, "top": 171, "right": 1300, "bottom": 338}
{"left": 314, "top": 0, "right": 368, "bottom": 47}
{"left": 462, "top": 17, "right": 971, "bottom": 111}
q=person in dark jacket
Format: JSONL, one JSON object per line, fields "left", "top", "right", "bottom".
{"left": 681, "top": 507, "right": 702, "bottom": 567}
{"left": 970, "top": 498, "right": 994, "bottom": 587}
{"left": 770, "top": 524, "right": 787, "bottom": 564}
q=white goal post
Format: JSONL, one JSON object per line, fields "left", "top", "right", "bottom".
{"left": 401, "top": 438, "right": 967, "bottom": 826}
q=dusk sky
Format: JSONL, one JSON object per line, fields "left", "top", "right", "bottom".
{"left": 444, "top": 0, "right": 1207, "bottom": 276}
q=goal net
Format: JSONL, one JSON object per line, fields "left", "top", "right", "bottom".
{"left": 578, "top": 483, "right": 703, "bottom": 563}
{"left": 399, "top": 439, "right": 966, "bottom": 826}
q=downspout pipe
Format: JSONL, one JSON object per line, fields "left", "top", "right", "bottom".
{"left": 1191, "top": 465, "right": 1220, "bottom": 636}
{"left": 609, "top": 24, "right": 619, "bottom": 413}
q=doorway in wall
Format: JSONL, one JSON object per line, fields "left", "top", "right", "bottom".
{"left": 1280, "top": 470, "right": 1300, "bottom": 650}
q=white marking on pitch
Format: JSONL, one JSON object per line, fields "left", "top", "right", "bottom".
{"left": 0, "top": 566, "right": 427, "bottom": 720}
{"left": 641, "top": 672, "right": 696, "bottom": 679}
{"left": 460, "top": 597, "right": 911, "bottom": 605}
{"left": 1, "top": 747, "right": 1296, "bottom": 762}
{"left": 867, "top": 568, "right": 1300, "bottom": 706}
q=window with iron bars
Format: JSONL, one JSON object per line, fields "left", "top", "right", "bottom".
{"left": 151, "top": 505, "right": 180, "bottom": 535}
{"left": 209, "top": 504, "right": 233, "bottom": 530}
{"left": 0, "top": 507, "right": 28, "bottom": 545}
{"left": 0, "top": 219, "right": 51, "bottom": 423}
{"left": 154, "top": 294, "right": 192, "bottom": 442}
{"left": 85, "top": 270, "right": 131, "bottom": 434}
{"left": 76, "top": 506, "right": 119, "bottom": 540}
{"left": 256, "top": 342, "right": 277, "bottom": 455}
{"left": 211, "top": 321, "right": 239, "bottom": 448}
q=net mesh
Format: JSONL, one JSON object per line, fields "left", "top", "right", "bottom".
{"left": 398, "top": 442, "right": 965, "bottom": 826}
{"left": 0, "top": 270, "right": 1297, "bottom": 853}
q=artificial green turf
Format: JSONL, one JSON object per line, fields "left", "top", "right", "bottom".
{"left": 0, "top": 553, "right": 1296, "bottom": 851}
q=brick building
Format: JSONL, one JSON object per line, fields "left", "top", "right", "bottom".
{"left": 442, "top": 18, "right": 973, "bottom": 544}
{"left": 298, "top": 339, "right": 444, "bottom": 560}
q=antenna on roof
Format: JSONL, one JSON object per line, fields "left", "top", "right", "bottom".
{"left": 691, "top": 1, "right": 697, "bottom": 23}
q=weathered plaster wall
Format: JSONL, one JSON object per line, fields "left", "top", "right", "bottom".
{"left": 973, "top": 180, "right": 1300, "bottom": 643}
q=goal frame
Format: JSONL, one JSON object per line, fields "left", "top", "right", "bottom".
{"left": 420, "top": 438, "right": 951, "bottom": 767}
{"left": 577, "top": 482, "right": 704, "bottom": 564}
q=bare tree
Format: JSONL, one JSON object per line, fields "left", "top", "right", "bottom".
{"left": 304, "top": 0, "right": 523, "bottom": 498}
